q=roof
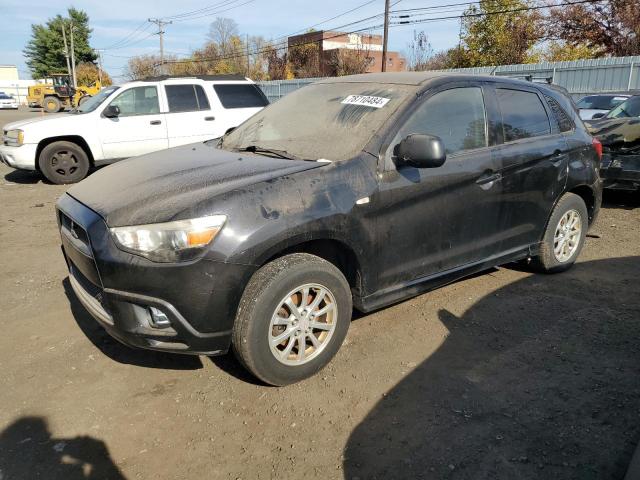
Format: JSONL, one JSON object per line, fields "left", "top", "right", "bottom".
{"left": 135, "top": 74, "right": 249, "bottom": 82}
{"left": 318, "top": 71, "right": 451, "bottom": 85}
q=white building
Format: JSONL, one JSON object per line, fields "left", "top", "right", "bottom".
{"left": 0, "top": 66, "right": 39, "bottom": 105}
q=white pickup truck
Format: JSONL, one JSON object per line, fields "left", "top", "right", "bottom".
{"left": 0, "top": 75, "right": 268, "bottom": 184}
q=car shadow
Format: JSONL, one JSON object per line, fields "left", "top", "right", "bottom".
{"left": 62, "top": 278, "right": 203, "bottom": 371}
{"left": 0, "top": 416, "right": 126, "bottom": 479}
{"left": 3, "top": 169, "right": 44, "bottom": 184}
{"left": 343, "top": 256, "right": 640, "bottom": 479}
{"left": 602, "top": 189, "right": 639, "bottom": 210}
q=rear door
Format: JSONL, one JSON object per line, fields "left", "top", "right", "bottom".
{"left": 99, "top": 85, "right": 168, "bottom": 160}
{"left": 164, "top": 83, "right": 218, "bottom": 147}
{"left": 209, "top": 83, "right": 268, "bottom": 134}
{"left": 489, "top": 85, "right": 569, "bottom": 252}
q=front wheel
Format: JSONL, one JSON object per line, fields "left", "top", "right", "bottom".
{"left": 531, "top": 192, "right": 588, "bottom": 273}
{"left": 43, "top": 96, "right": 61, "bottom": 113}
{"left": 38, "top": 141, "right": 90, "bottom": 184}
{"left": 232, "top": 253, "right": 352, "bottom": 386}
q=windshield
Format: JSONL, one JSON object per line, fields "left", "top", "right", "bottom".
{"left": 222, "top": 82, "right": 416, "bottom": 160}
{"left": 0, "top": 94, "right": 12, "bottom": 99}
{"left": 606, "top": 96, "right": 640, "bottom": 119}
{"left": 577, "top": 95, "right": 628, "bottom": 110}
{"left": 75, "top": 86, "right": 120, "bottom": 114}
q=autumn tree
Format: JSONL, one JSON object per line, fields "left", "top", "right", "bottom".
{"left": 75, "top": 62, "right": 112, "bottom": 86}
{"left": 540, "top": 41, "right": 598, "bottom": 62}
{"left": 24, "top": 8, "right": 97, "bottom": 79}
{"left": 459, "top": 0, "right": 543, "bottom": 66}
{"left": 547, "top": 0, "right": 639, "bottom": 57}
{"left": 326, "top": 47, "right": 372, "bottom": 76}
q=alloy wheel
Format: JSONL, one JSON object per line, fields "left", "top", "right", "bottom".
{"left": 553, "top": 209, "right": 582, "bottom": 262}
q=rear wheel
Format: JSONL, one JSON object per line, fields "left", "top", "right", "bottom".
{"left": 232, "top": 253, "right": 352, "bottom": 386}
{"left": 531, "top": 192, "right": 588, "bottom": 273}
{"left": 38, "top": 141, "right": 90, "bottom": 184}
{"left": 43, "top": 96, "right": 61, "bottom": 113}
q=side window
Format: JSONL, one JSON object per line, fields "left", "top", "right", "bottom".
{"left": 544, "top": 95, "right": 574, "bottom": 133}
{"left": 166, "top": 84, "right": 210, "bottom": 112}
{"left": 108, "top": 86, "right": 159, "bottom": 116}
{"left": 496, "top": 89, "right": 551, "bottom": 142}
{"left": 213, "top": 84, "right": 269, "bottom": 109}
{"left": 394, "top": 87, "right": 487, "bottom": 156}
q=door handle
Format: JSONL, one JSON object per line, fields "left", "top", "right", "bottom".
{"left": 550, "top": 150, "right": 564, "bottom": 167}
{"left": 204, "top": 116, "right": 215, "bottom": 121}
{"left": 150, "top": 120, "right": 161, "bottom": 125}
{"left": 476, "top": 172, "right": 501, "bottom": 190}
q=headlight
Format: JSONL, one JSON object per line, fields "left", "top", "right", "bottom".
{"left": 110, "top": 215, "right": 227, "bottom": 262}
{"left": 5, "top": 129, "right": 24, "bottom": 146}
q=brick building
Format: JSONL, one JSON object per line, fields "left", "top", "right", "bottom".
{"left": 287, "top": 31, "right": 406, "bottom": 76}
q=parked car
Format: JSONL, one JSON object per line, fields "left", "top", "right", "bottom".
{"left": 585, "top": 95, "right": 640, "bottom": 191}
{"left": 0, "top": 93, "right": 18, "bottom": 110}
{"left": 57, "top": 72, "right": 602, "bottom": 385}
{"left": 0, "top": 75, "right": 268, "bottom": 184}
{"left": 576, "top": 94, "right": 631, "bottom": 120}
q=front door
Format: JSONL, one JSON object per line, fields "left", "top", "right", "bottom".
{"left": 99, "top": 85, "right": 168, "bottom": 160}
{"left": 374, "top": 85, "right": 503, "bottom": 291}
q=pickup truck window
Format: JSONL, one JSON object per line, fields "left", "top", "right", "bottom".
{"left": 213, "top": 84, "right": 268, "bottom": 109}
{"left": 223, "top": 82, "right": 415, "bottom": 160}
{"left": 108, "top": 86, "right": 159, "bottom": 116}
{"left": 393, "top": 87, "right": 487, "bottom": 156}
{"left": 497, "top": 89, "right": 551, "bottom": 142}
{"left": 165, "top": 84, "right": 210, "bottom": 112}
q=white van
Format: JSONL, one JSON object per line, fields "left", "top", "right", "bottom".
{"left": 0, "top": 75, "right": 268, "bottom": 184}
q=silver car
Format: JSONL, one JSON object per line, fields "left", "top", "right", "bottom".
{"left": 0, "top": 93, "right": 18, "bottom": 110}
{"left": 577, "top": 94, "right": 630, "bottom": 120}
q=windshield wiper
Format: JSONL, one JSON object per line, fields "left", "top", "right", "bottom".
{"left": 236, "top": 145, "right": 299, "bottom": 160}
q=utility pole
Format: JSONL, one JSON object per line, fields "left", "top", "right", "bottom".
{"left": 381, "top": 0, "right": 390, "bottom": 72}
{"left": 148, "top": 18, "right": 172, "bottom": 75}
{"left": 61, "top": 23, "right": 72, "bottom": 78}
{"left": 69, "top": 22, "right": 77, "bottom": 87}
{"left": 246, "top": 34, "right": 250, "bottom": 77}
{"left": 96, "top": 49, "right": 104, "bottom": 85}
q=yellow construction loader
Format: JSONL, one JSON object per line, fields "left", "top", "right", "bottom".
{"left": 27, "top": 74, "right": 102, "bottom": 113}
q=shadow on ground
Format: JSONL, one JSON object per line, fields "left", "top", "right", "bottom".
{"left": 602, "top": 189, "right": 640, "bottom": 210}
{"left": 344, "top": 256, "right": 640, "bottom": 479}
{"left": 0, "top": 416, "right": 126, "bottom": 479}
{"left": 4, "top": 169, "right": 43, "bottom": 184}
{"left": 63, "top": 278, "right": 203, "bottom": 371}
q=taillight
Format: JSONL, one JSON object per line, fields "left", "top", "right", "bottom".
{"left": 592, "top": 137, "right": 603, "bottom": 161}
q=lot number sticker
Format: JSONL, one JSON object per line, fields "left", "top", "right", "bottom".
{"left": 341, "top": 95, "right": 390, "bottom": 108}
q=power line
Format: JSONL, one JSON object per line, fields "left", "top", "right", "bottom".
{"left": 98, "top": 22, "right": 152, "bottom": 50}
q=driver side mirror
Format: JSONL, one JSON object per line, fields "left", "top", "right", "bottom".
{"left": 103, "top": 105, "right": 120, "bottom": 118}
{"left": 395, "top": 134, "right": 446, "bottom": 168}
{"left": 591, "top": 112, "right": 606, "bottom": 119}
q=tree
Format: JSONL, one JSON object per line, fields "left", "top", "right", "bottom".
{"left": 264, "top": 44, "right": 293, "bottom": 80}
{"left": 406, "top": 31, "right": 434, "bottom": 71}
{"left": 540, "top": 41, "right": 599, "bottom": 62}
{"left": 75, "top": 62, "right": 112, "bottom": 86}
{"left": 24, "top": 8, "right": 97, "bottom": 79}
{"left": 547, "top": 0, "right": 639, "bottom": 57}
{"left": 207, "top": 17, "right": 239, "bottom": 55}
{"left": 288, "top": 31, "right": 321, "bottom": 78}
{"left": 459, "top": 0, "right": 542, "bottom": 67}
{"left": 326, "top": 46, "right": 372, "bottom": 76}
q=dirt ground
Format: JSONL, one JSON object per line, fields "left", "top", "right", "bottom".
{"left": 0, "top": 108, "right": 639, "bottom": 480}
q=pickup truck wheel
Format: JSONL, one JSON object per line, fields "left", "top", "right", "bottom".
{"left": 232, "top": 253, "right": 352, "bottom": 386}
{"left": 531, "top": 192, "right": 588, "bottom": 273}
{"left": 43, "top": 96, "right": 61, "bottom": 113}
{"left": 38, "top": 141, "right": 90, "bottom": 184}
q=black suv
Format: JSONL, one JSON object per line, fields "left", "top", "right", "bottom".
{"left": 57, "top": 72, "right": 602, "bottom": 385}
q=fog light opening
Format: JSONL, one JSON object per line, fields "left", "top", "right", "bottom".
{"left": 148, "top": 307, "right": 171, "bottom": 329}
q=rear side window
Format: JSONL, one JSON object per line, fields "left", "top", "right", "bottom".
{"left": 213, "top": 84, "right": 268, "bottom": 109}
{"left": 166, "top": 84, "right": 210, "bottom": 112}
{"left": 544, "top": 95, "right": 574, "bottom": 132}
{"left": 497, "top": 89, "right": 551, "bottom": 142}
{"left": 394, "top": 87, "right": 487, "bottom": 156}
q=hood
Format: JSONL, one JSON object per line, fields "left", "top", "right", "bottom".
{"left": 67, "top": 142, "right": 324, "bottom": 226}
{"left": 3, "top": 113, "right": 68, "bottom": 131}
{"left": 585, "top": 117, "right": 640, "bottom": 148}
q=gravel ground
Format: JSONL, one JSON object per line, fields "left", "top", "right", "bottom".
{"left": 0, "top": 108, "right": 639, "bottom": 479}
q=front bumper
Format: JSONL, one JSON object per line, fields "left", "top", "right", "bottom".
{"left": 0, "top": 104, "right": 18, "bottom": 109}
{"left": 0, "top": 143, "right": 38, "bottom": 170}
{"left": 599, "top": 153, "right": 640, "bottom": 191}
{"left": 58, "top": 193, "right": 256, "bottom": 355}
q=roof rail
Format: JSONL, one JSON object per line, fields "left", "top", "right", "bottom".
{"left": 135, "top": 74, "right": 248, "bottom": 82}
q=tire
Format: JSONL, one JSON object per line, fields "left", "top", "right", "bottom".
{"left": 43, "top": 96, "right": 61, "bottom": 113}
{"left": 531, "top": 192, "right": 588, "bottom": 273}
{"left": 38, "top": 141, "right": 90, "bottom": 184}
{"left": 232, "top": 253, "right": 352, "bottom": 386}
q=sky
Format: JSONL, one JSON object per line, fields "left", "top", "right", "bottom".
{"left": 1, "top": 0, "right": 468, "bottom": 81}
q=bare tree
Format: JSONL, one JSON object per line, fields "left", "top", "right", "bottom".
{"left": 207, "top": 17, "right": 239, "bottom": 55}
{"left": 406, "top": 31, "right": 434, "bottom": 71}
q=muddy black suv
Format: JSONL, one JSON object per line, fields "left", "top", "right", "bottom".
{"left": 57, "top": 72, "right": 602, "bottom": 385}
